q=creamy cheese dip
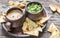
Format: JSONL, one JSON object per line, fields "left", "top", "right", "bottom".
{"left": 7, "top": 10, "right": 23, "bottom": 20}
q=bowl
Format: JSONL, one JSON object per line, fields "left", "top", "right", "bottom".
{"left": 25, "top": 2, "right": 44, "bottom": 21}
{"left": 5, "top": 7, "right": 26, "bottom": 28}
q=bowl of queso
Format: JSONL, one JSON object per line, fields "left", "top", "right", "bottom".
{"left": 6, "top": 7, "right": 24, "bottom": 21}
{"left": 6, "top": 7, "right": 26, "bottom": 28}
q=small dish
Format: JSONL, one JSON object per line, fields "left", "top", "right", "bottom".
{"left": 6, "top": 7, "right": 26, "bottom": 28}
{"left": 25, "top": 2, "right": 43, "bottom": 21}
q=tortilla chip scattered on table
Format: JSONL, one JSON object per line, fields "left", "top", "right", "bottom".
{"left": 50, "top": 31, "right": 60, "bottom": 38}
{"left": 0, "top": 14, "right": 6, "bottom": 23}
{"left": 57, "top": 6, "right": 60, "bottom": 14}
{"left": 9, "top": 1, "right": 15, "bottom": 6}
{"left": 49, "top": 4, "right": 57, "bottom": 12}
{"left": 49, "top": 4, "right": 60, "bottom": 14}
{"left": 48, "top": 23, "right": 59, "bottom": 33}
{"left": 9, "top": 1, "right": 25, "bottom": 8}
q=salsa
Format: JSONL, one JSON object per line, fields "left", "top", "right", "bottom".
{"left": 28, "top": 3, "right": 42, "bottom": 14}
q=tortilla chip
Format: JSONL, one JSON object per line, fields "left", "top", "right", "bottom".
{"left": 22, "top": 22, "right": 28, "bottom": 31}
{"left": 24, "top": 29, "right": 39, "bottom": 36}
{"left": 23, "top": 26, "right": 42, "bottom": 36}
{"left": 36, "top": 16, "right": 51, "bottom": 26}
{"left": 36, "top": 22, "right": 44, "bottom": 26}
{"left": 50, "top": 31, "right": 60, "bottom": 38}
{"left": 49, "top": 4, "right": 56, "bottom": 12}
{"left": 28, "top": 24, "right": 34, "bottom": 31}
{"left": 23, "top": 18, "right": 42, "bottom": 36}
{"left": 22, "top": 18, "right": 39, "bottom": 32}
{"left": 9, "top": 1, "right": 15, "bottom": 6}
{"left": 57, "top": 6, "right": 60, "bottom": 14}
{"left": 40, "top": 16, "right": 51, "bottom": 23}
{"left": 34, "top": 27, "right": 42, "bottom": 32}
{"left": 21, "top": 0, "right": 27, "bottom": 4}
{"left": 48, "top": 23, "right": 59, "bottom": 33}
{"left": 26, "top": 18, "right": 38, "bottom": 28}
{"left": 0, "top": 14, "right": 6, "bottom": 23}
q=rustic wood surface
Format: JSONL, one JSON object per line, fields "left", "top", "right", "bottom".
{"left": 0, "top": 0, "right": 60, "bottom": 38}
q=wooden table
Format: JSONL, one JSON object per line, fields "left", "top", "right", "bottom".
{"left": 0, "top": 0, "right": 60, "bottom": 38}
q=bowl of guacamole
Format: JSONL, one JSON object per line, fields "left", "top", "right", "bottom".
{"left": 27, "top": 2, "right": 42, "bottom": 14}
{"left": 26, "top": 2, "right": 44, "bottom": 20}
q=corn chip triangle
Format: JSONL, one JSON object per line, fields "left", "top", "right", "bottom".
{"left": 0, "top": 14, "right": 5, "bottom": 23}
{"left": 34, "top": 27, "right": 42, "bottom": 32}
{"left": 24, "top": 27, "right": 42, "bottom": 36}
{"left": 40, "top": 16, "right": 51, "bottom": 24}
{"left": 48, "top": 23, "right": 60, "bottom": 38}
{"left": 26, "top": 18, "right": 38, "bottom": 28}
{"left": 37, "top": 16, "right": 51, "bottom": 26}
{"left": 50, "top": 31, "right": 60, "bottom": 38}
{"left": 24, "top": 29, "right": 39, "bottom": 36}
{"left": 23, "top": 18, "right": 42, "bottom": 36}
{"left": 48, "top": 23, "right": 59, "bottom": 33}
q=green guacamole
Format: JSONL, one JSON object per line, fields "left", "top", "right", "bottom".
{"left": 28, "top": 3, "right": 42, "bottom": 14}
